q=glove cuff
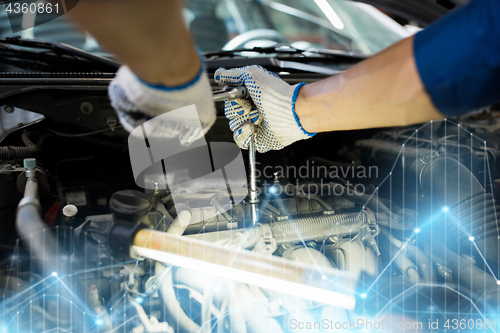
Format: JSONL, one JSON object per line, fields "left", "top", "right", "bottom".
{"left": 139, "top": 57, "right": 205, "bottom": 91}
{"left": 261, "top": 82, "right": 316, "bottom": 146}
{"left": 110, "top": 65, "right": 216, "bottom": 129}
{"left": 291, "top": 83, "right": 316, "bottom": 137}
{"left": 139, "top": 72, "right": 204, "bottom": 91}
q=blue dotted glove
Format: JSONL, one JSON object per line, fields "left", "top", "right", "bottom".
{"left": 109, "top": 65, "right": 216, "bottom": 146}
{"left": 215, "top": 65, "right": 316, "bottom": 153}
{"left": 224, "top": 98, "right": 260, "bottom": 149}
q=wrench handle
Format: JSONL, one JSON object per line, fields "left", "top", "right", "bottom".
{"left": 212, "top": 86, "right": 249, "bottom": 102}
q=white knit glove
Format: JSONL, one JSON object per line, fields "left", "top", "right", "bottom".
{"left": 109, "top": 65, "right": 216, "bottom": 145}
{"left": 214, "top": 65, "right": 316, "bottom": 153}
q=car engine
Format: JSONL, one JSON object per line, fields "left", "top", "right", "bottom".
{"left": 0, "top": 72, "right": 499, "bottom": 333}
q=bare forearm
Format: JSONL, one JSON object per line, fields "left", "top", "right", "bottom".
{"left": 69, "top": 0, "right": 200, "bottom": 85}
{"left": 295, "top": 36, "right": 443, "bottom": 133}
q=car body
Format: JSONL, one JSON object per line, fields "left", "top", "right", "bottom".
{"left": 2, "top": 1, "right": 499, "bottom": 333}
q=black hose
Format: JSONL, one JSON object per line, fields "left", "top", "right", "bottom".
{"left": 417, "top": 157, "right": 484, "bottom": 207}
{"left": 447, "top": 193, "right": 499, "bottom": 243}
{"left": 418, "top": 156, "right": 500, "bottom": 283}
{"left": 0, "top": 132, "right": 38, "bottom": 160}
{"left": 21, "top": 132, "right": 38, "bottom": 153}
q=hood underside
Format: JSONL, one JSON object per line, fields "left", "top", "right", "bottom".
{"left": 357, "top": 0, "right": 470, "bottom": 25}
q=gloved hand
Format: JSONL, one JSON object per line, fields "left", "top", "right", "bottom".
{"left": 109, "top": 65, "right": 216, "bottom": 145}
{"left": 214, "top": 65, "right": 316, "bottom": 153}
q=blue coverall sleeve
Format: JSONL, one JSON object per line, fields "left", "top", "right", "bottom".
{"left": 414, "top": 0, "right": 500, "bottom": 116}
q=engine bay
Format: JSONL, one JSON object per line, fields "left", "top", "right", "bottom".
{"left": 0, "top": 72, "right": 499, "bottom": 332}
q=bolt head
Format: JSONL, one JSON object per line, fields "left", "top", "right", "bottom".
{"left": 80, "top": 102, "right": 93, "bottom": 114}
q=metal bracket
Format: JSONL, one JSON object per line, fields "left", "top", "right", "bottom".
{"left": 420, "top": 146, "right": 446, "bottom": 164}
{"left": 0, "top": 105, "right": 45, "bottom": 143}
{"left": 359, "top": 223, "right": 381, "bottom": 256}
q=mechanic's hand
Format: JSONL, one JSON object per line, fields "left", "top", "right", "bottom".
{"left": 215, "top": 65, "right": 316, "bottom": 153}
{"left": 109, "top": 65, "right": 216, "bottom": 145}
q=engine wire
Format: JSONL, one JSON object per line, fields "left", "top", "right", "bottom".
{"left": 48, "top": 125, "right": 124, "bottom": 138}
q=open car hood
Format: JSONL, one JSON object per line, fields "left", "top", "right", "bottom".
{"left": 357, "top": 0, "right": 470, "bottom": 25}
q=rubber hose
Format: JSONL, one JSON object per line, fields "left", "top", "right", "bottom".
{"left": 157, "top": 263, "right": 201, "bottom": 333}
{"left": 236, "top": 284, "right": 284, "bottom": 333}
{"left": 418, "top": 157, "right": 500, "bottom": 274}
{"left": 228, "top": 283, "right": 247, "bottom": 333}
{"left": 418, "top": 157, "right": 483, "bottom": 207}
{"left": 201, "top": 279, "right": 215, "bottom": 333}
{"left": 167, "top": 209, "right": 192, "bottom": 236}
{"left": 16, "top": 184, "right": 60, "bottom": 275}
{"left": 21, "top": 132, "right": 38, "bottom": 153}
{"left": 217, "top": 298, "right": 228, "bottom": 333}
{"left": 174, "top": 268, "right": 225, "bottom": 305}
{"left": 0, "top": 133, "right": 38, "bottom": 160}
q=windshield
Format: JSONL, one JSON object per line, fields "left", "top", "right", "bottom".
{"left": 0, "top": 0, "right": 408, "bottom": 56}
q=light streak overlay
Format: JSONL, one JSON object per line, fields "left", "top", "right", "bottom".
{"left": 314, "top": 0, "right": 345, "bottom": 29}
{"left": 131, "top": 229, "right": 356, "bottom": 309}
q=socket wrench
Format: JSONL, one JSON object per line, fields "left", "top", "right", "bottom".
{"left": 213, "top": 86, "right": 259, "bottom": 225}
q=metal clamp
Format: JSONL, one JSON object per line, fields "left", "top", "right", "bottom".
{"left": 359, "top": 223, "right": 381, "bottom": 256}
{"left": 255, "top": 223, "right": 277, "bottom": 254}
